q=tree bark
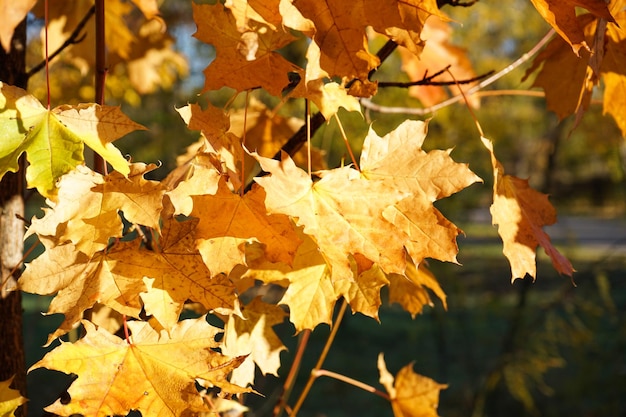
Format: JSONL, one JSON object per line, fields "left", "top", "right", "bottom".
{"left": 0, "top": 17, "right": 28, "bottom": 417}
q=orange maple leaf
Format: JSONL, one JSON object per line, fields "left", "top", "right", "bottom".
{"left": 191, "top": 178, "right": 301, "bottom": 276}
{"left": 482, "top": 137, "right": 574, "bottom": 281}
{"left": 378, "top": 353, "right": 447, "bottom": 417}
{"left": 399, "top": 17, "right": 479, "bottom": 108}
{"left": 193, "top": 2, "right": 301, "bottom": 96}
{"left": 529, "top": 0, "right": 614, "bottom": 54}
{"left": 31, "top": 317, "right": 251, "bottom": 417}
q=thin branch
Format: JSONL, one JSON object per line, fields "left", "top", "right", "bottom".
{"left": 26, "top": 5, "right": 95, "bottom": 79}
{"left": 290, "top": 300, "right": 349, "bottom": 417}
{"left": 311, "top": 369, "right": 391, "bottom": 401}
{"left": 361, "top": 29, "right": 556, "bottom": 116}
{"left": 378, "top": 69, "right": 495, "bottom": 88}
{"left": 273, "top": 329, "right": 311, "bottom": 417}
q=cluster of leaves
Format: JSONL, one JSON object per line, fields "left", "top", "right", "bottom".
{"left": 0, "top": 0, "right": 623, "bottom": 416}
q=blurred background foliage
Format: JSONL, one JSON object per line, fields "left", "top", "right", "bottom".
{"left": 21, "top": 0, "right": 626, "bottom": 416}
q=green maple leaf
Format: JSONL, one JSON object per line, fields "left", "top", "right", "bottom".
{"left": 0, "top": 82, "right": 145, "bottom": 198}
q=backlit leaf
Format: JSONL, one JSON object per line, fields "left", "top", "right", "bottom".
{"left": 31, "top": 317, "right": 251, "bottom": 417}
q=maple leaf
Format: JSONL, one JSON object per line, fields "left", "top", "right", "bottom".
{"left": 387, "top": 260, "right": 446, "bottom": 318}
{"left": 522, "top": 14, "right": 596, "bottom": 121}
{"left": 193, "top": 2, "right": 301, "bottom": 96}
{"left": 219, "top": 297, "right": 287, "bottom": 387}
{"left": 598, "top": 11, "right": 626, "bottom": 137}
{"left": 191, "top": 178, "right": 301, "bottom": 276}
{"left": 378, "top": 353, "right": 447, "bottom": 417}
{"left": 0, "top": 83, "right": 143, "bottom": 197}
{"left": 18, "top": 242, "right": 147, "bottom": 344}
{"left": 292, "top": 0, "right": 380, "bottom": 80}
{"left": 115, "top": 218, "right": 240, "bottom": 331}
{"left": 245, "top": 231, "right": 337, "bottom": 332}
{"left": 27, "top": 163, "right": 164, "bottom": 256}
{"left": 360, "top": 120, "right": 481, "bottom": 266}
{"left": 529, "top": 0, "right": 614, "bottom": 55}
{"left": 0, "top": 376, "right": 26, "bottom": 417}
{"left": 481, "top": 137, "right": 574, "bottom": 281}
{"left": 175, "top": 102, "right": 244, "bottom": 190}
{"left": 254, "top": 152, "right": 409, "bottom": 284}
{"left": 0, "top": 0, "right": 36, "bottom": 52}
{"left": 31, "top": 317, "right": 251, "bottom": 417}
{"left": 332, "top": 259, "right": 389, "bottom": 320}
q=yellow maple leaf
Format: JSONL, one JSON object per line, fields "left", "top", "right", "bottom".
{"left": 193, "top": 2, "right": 301, "bottom": 96}
{"left": 31, "top": 317, "right": 251, "bottom": 417}
{"left": 332, "top": 259, "right": 389, "bottom": 320}
{"left": 378, "top": 353, "right": 447, "bottom": 417}
{"left": 191, "top": 178, "right": 301, "bottom": 276}
{"left": 176, "top": 102, "right": 244, "bottom": 190}
{"left": 529, "top": 0, "right": 614, "bottom": 54}
{"left": 254, "top": 152, "right": 409, "bottom": 284}
{"left": 360, "top": 120, "right": 482, "bottom": 266}
{"left": 18, "top": 242, "right": 147, "bottom": 344}
{"left": 116, "top": 218, "right": 239, "bottom": 330}
{"left": 482, "top": 137, "right": 575, "bottom": 281}
{"left": 599, "top": 12, "right": 626, "bottom": 137}
{"left": 27, "top": 163, "right": 164, "bottom": 256}
{"left": 387, "top": 260, "right": 446, "bottom": 318}
{"left": 0, "top": 376, "right": 26, "bottom": 417}
{"left": 219, "top": 297, "right": 287, "bottom": 387}
{"left": 245, "top": 231, "right": 337, "bottom": 332}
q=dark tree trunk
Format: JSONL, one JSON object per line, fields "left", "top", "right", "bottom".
{"left": 0, "top": 17, "right": 28, "bottom": 417}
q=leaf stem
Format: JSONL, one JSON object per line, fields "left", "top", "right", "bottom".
{"left": 311, "top": 369, "right": 391, "bottom": 401}
{"left": 44, "top": 0, "right": 50, "bottom": 110}
{"left": 334, "top": 115, "right": 360, "bottom": 171}
{"left": 290, "top": 299, "right": 348, "bottom": 416}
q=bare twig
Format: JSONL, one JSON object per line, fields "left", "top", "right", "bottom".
{"left": 311, "top": 369, "right": 391, "bottom": 401}
{"left": 361, "top": 29, "right": 556, "bottom": 116}
{"left": 26, "top": 5, "right": 95, "bottom": 79}
{"left": 378, "top": 69, "right": 495, "bottom": 88}
{"left": 290, "top": 300, "right": 349, "bottom": 417}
